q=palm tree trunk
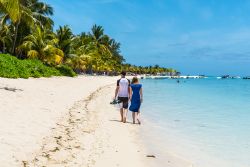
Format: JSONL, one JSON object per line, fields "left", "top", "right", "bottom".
{"left": 11, "top": 20, "right": 20, "bottom": 55}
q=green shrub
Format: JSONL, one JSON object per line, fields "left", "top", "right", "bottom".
{"left": 56, "top": 65, "right": 76, "bottom": 77}
{"left": 0, "top": 54, "right": 76, "bottom": 78}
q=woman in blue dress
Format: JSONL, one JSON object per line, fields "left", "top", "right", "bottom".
{"left": 129, "top": 77, "right": 143, "bottom": 124}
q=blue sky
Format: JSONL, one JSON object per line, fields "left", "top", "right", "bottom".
{"left": 44, "top": 0, "right": 250, "bottom": 75}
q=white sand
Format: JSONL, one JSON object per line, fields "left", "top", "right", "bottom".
{"left": 0, "top": 76, "right": 115, "bottom": 166}
{"left": 0, "top": 76, "right": 191, "bottom": 167}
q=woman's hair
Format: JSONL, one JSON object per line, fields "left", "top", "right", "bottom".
{"left": 131, "top": 77, "right": 139, "bottom": 84}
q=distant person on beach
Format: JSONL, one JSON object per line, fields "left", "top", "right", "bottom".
{"left": 129, "top": 77, "right": 143, "bottom": 124}
{"left": 114, "top": 71, "right": 130, "bottom": 123}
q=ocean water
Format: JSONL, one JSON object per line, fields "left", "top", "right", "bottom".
{"left": 140, "top": 78, "right": 250, "bottom": 167}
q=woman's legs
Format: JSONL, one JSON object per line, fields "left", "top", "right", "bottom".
{"left": 132, "top": 111, "right": 141, "bottom": 124}
{"left": 132, "top": 112, "right": 136, "bottom": 124}
{"left": 136, "top": 110, "right": 141, "bottom": 125}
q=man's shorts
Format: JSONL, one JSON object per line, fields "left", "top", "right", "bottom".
{"left": 118, "top": 97, "right": 129, "bottom": 109}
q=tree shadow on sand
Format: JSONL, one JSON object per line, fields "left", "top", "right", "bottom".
{"left": 0, "top": 87, "right": 23, "bottom": 92}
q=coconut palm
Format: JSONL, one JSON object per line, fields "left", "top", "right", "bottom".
{"left": 0, "top": 0, "right": 54, "bottom": 55}
{"left": 28, "top": 0, "right": 53, "bottom": 28}
{"left": 20, "top": 26, "right": 63, "bottom": 65}
{"left": 72, "top": 33, "right": 95, "bottom": 55}
{"left": 0, "top": 0, "right": 20, "bottom": 23}
{"left": 71, "top": 31, "right": 111, "bottom": 73}
{"left": 108, "top": 38, "right": 124, "bottom": 65}
{"left": 0, "top": 24, "right": 12, "bottom": 53}
{"left": 66, "top": 54, "right": 91, "bottom": 72}
{"left": 69, "top": 34, "right": 94, "bottom": 73}
{"left": 90, "top": 24, "right": 112, "bottom": 58}
{"left": 55, "top": 25, "right": 73, "bottom": 58}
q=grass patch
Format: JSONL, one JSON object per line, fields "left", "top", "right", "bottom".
{"left": 0, "top": 54, "right": 76, "bottom": 78}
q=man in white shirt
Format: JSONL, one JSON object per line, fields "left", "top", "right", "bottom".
{"left": 114, "top": 71, "right": 130, "bottom": 123}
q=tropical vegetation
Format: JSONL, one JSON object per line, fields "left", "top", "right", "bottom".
{"left": 0, "top": 0, "right": 179, "bottom": 78}
{"left": 0, "top": 54, "right": 75, "bottom": 78}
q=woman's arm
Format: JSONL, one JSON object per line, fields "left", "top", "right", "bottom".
{"left": 140, "top": 87, "right": 143, "bottom": 103}
{"left": 129, "top": 86, "right": 132, "bottom": 101}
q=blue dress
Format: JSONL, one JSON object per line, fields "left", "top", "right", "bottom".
{"left": 129, "top": 84, "right": 142, "bottom": 112}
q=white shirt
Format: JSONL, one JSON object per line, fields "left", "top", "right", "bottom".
{"left": 117, "top": 78, "right": 130, "bottom": 97}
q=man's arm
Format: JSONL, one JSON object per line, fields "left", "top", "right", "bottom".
{"left": 114, "top": 80, "right": 120, "bottom": 99}
{"left": 115, "top": 86, "right": 119, "bottom": 99}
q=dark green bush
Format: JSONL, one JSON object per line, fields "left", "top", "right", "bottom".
{"left": 56, "top": 65, "right": 76, "bottom": 77}
{"left": 0, "top": 54, "right": 76, "bottom": 78}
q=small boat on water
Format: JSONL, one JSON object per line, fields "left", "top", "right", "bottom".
{"left": 143, "top": 75, "right": 206, "bottom": 79}
{"left": 231, "top": 76, "right": 241, "bottom": 79}
{"left": 221, "top": 75, "right": 230, "bottom": 79}
{"left": 243, "top": 76, "right": 250, "bottom": 79}
{"left": 144, "top": 75, "right": 172, "bottom": 79}
{"left": 220, "top": 75, "right": 241, "bottom": 79}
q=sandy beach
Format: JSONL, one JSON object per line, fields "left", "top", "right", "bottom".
{"left": 0, "top": 76, "right": 194, "bottom": 167}
{"left": 1, "top": 0, "right": 247, "bottom": 166}
{"left": 0, "top": 76, "right": 150, "bottom": 167}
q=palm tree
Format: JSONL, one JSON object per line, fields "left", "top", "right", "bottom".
{"left": 66, "top": 54, "right": 91, "bottom": 73}
{"left": 108, "top": 38, "right": 124, "bottom": 64}
{"left": 0, "top": 24, "right": 12, "bottom": 53}
{"left": 56, "top": 25, "right": 73, "bottom": 58}
{"left": 0, "top": 0, "right": 54, "bottom": 55}
{"left": 70, "top": 33, "right": 99, "bottom": 73}
{"left": 0, "top": 0, "right": 20, "bottom": 23}
{"left": 90, "top": 24, "right": 104, "bottom": 42}
{"left": 90, "top": 24, "right": 112, "bottom": 59}
{"left": 28, "top": 0, "right": 53, "bottom": 28}
{"left": 0, "top": 0, "right": 22, "bottom": 54}
{"left": 20, "top": 26, "right": 64, "bottom": 65}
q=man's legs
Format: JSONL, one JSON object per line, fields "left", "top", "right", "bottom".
{"left": 123, "top": 97, "right": 129, "bottom": 123}
{"left": 118, "top": 97, "right": 123, "bottom": 122}
{"left": 120, "top": 108, "right": 123, "bottom": 122}
{"left": 123, "top": 109, "right": 128, "bottom": 123}
{"left": 118, "top": 97, "right": 129, "bottom": 123}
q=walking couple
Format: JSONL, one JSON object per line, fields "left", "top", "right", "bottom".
{"left": 114, "top": 71, "right": 143, "bottom": 124}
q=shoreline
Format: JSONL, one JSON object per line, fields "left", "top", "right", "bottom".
{"left": 0, "top": 76, "right": 192, "bottom": 167}
{"left": 138, "top": 117, "right": 193, "bottom": 167}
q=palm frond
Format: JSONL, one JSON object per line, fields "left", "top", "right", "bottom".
{"left": 27, "top": 49, "right": 38, "bottom": 58}
{"left": 0, "top": 0, "right": 20, "bottom": 23}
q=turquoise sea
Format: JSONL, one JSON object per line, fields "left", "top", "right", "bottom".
{"left": 140, "top": 78, "right": 250, "bottom": 167}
